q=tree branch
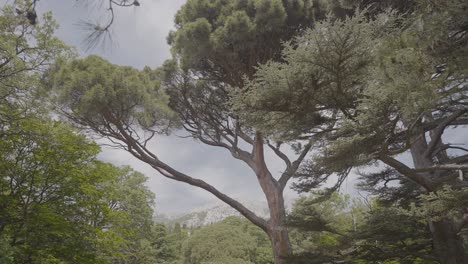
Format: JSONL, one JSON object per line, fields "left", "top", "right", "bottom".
{"left": 278, "top": 141, "right": 313, "bottom": 190}
{"left": 105, "top": 115, "right": 268, "bottom": 231}
{"left": 378, "top": 155, "right": 433, "bottom": 191}
{"left": 445, "top": 154, "right": 468, "bottom": 165}
{"left": 413, "top": 164, "right": 468, "bottom": 172}
{"left": 197, "top": 131, "right": 254, "bottom": 167}
{"left": 424, "top": 109, "right": 468, "bottom": 158}
{"left": 252, "top": 132, "right": 275, "bottom": 182}
{"left": 267, "top": 141, "right": 292, "bottom": 170}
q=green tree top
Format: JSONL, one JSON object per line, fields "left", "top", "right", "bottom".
{"left": 52, "top": 55, "right": 177, "bottom": 136}
{"left": 168, "top": 0, "right": 338, "bottom": 86}
{"left": 231, "top": 11, "right": 390, "bottom": 139}
{"left": 0, "top": 1, "right": 70, "bottom": 129}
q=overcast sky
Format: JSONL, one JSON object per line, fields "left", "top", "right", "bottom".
{"left": 31, "top": 0, "right": 331, "bottom": 215}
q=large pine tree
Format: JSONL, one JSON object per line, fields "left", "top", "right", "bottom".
{"left": 232, "top": 1, "right": 468, "bottom": 263}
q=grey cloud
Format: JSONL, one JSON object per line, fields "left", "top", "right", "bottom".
{"left": 96, "top": 134, "right": 273, "bottom": 215}
{"left": 36, "top": 0, "right": 185, "bottom": 68}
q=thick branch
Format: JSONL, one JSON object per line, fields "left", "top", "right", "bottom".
{"left": 197, "top": 133, "right": 254, "bottom": 167}
{"left": 446, "top": 154, "right": 468, "bottom": 164}
{"left": 424, "top": 109, "right": 468, "bottom": 158}
{"left": 237, "top": 127, "right": 254, "bottom": 144}
{"left": 378, "top": 155, "right": 433, "bottom": 191}
{"left": 432, "top": 144, "right": 468, "bottom": 158}
{"left": 267, "top": 141, "right": 292, "bottom": 170}
{"left": 252, "top": 132, "right": 276, "bottom": 183}
{"left": 413, "top": 164, "right": 468, "bottom": 172}
{"left": 153, "top": 160, "right": 268, "bottom": 231}
{"left": 110, "top": 118, "right": 268, "bottom": 231}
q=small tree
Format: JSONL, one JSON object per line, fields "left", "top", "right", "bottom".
{"left": 0, "top": 115, "right": 158, "bottom": 263}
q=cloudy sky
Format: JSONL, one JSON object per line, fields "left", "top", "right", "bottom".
{"left": 19, "top": 0, "right": 467, "bottom": 216}
{"left": 32, "top": 0, "right": 346, "bottom": 215}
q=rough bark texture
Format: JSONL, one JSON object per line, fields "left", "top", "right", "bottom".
{"left": 408, "top": 131, "right": 467, "bottom": 264}
{"left": 430, "top": 219, "right": 466, "bottom": 264}
{"left": 253, "top": 133, "right": 292, "bottom": 263}
{"left": 266, "top": 193, "right": 292, "bottom": 264}
{"left": 377, "top": 113, "right": 468, "bottom": 264}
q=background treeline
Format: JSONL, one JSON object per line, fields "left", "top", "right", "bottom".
{"left": 136, "top": 191, "right": 457, "bottom": 264}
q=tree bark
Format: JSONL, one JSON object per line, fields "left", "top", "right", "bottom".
{"left": 111, "top": 120, "right": 295, "bottom": 263}
{"left": 430, "top": 219, "right": 467, "bottom": 264}
{"left": 266, "top": 191, "right": 292, "bottom": 264}
{"left": 407, "top": 130, "right": 467, "bottom": 264}
{"left": 253, "top": 133, "right": 292, "bottom": 263}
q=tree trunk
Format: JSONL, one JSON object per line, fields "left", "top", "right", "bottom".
{"left": 114, "top": 122, "right": 296, "bottom": 263}
{"left": 266, "top": 192, "right": 292, "bottom": 264}
{"left": 430, "top": 219, "right": 467, "bottom": 264}
{"left": 408, "top": 131, "right": 467, "bottom": 263}
{"left": 253, "top": 133, "right": 292, "bottom": 264}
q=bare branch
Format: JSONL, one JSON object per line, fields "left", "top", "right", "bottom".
{"left": 105, "top": 116, "right": 268, "bottom": 230}
{"left": 75, "top": 0, "right": 141, "bottom": 50}
{"left": 432, "top": 144, "right": 468, "bottom": 158}
{"left": 445, "top": 154, "right": 468, "bottom": 164}
{"left": 413, "top": 164, "right": 468, "bottom": 172}
{"left": 267, "top": 141, "right": 292, "bottom": 170}
{"left": 448, "top": 146, "right": 468, "bottom": 153}
{"left": 424, "top": 109, "right": 468, "bottom": 158}
{"left": 378, "top": 155, "right": 433, "bottom": 191}
{"left": 278, "top": 141, "right": 313, "bottom": 190}
{"left": 237, "top": 126, "right": 254, "bottom": 144}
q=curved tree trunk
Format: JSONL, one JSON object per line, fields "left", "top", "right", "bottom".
{"left": 109, "top": 119, "right": 298, "bottom": 263}
{"left": 253, "top": 133, "right": 292, "bottom": 263}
